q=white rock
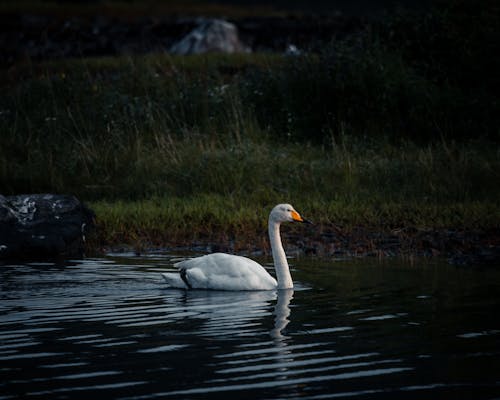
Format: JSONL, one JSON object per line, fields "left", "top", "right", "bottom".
{"left": 170, "top": 19, "right": 249, "bottom": 55}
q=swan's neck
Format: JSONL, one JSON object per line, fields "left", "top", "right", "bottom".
{"left": 268, "top": 219, "right": 293, "bottom": 289}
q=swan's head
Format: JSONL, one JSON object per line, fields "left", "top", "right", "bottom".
{"left": 269, "top": 204, "right": 311, "bottom": 224}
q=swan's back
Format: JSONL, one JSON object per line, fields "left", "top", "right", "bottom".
{"left": 164, "top": 253, "right": 277, "bottom": 291}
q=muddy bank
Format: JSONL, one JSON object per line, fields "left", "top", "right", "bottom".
{"left": 300, "top": 226, "right": 500, "bottom": 266}
{"left": 100, "top": 226, "right": 500, "bottom": 267}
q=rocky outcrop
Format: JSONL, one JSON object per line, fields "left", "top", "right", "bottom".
{"left": 0, "top": 194, "right": 95, "bottom": 260}
{"left": 169, "top": 19, "right": 249, "bottom": 55}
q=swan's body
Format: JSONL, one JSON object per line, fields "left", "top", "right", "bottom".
{"left": 162, "top": 253, "right": 278, "bottom": 290}
{"left": 161, "top": 204, "right": 310, "bottom": 291}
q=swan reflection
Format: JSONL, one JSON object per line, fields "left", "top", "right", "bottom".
{"left": 271, "top": 289, "right": 294, "bottom": 340}
{"left": 161, "top": 288, "right": 295, "bottom": 341}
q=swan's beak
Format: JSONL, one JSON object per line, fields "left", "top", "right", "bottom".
{"left": 291, "top": 210, "right": 313, "bottom": 224}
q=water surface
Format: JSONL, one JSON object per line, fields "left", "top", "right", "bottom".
{"left": 1, "top": 253, "right": 500, "bottom": 399}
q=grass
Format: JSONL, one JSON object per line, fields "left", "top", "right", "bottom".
{"left": 2, "top": 51, "right": 498, "bottom": 201}
{"left": 1, "top": 1, "right": 499, "bottom": 250}
{"left": 90, "top": 195, "right": 499, "bottom": 250}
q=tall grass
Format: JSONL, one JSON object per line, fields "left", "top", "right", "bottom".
{"left": 2, "top": 51, "right": 498, "bottom": 200}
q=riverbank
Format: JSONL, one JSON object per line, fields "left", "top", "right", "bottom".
{"left": 2, "top": 1, "right": 499, "bottom": 265}
{"left": 92, "top": 223, "right": 500, "bottom": 267}
{"left": 87, "top": 196, "right": 500, "bottom": 266}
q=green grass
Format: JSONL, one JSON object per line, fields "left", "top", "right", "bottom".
{"left": 2, "top": 51, "right": 498, "bottom": 201}
{"left": 81, "top": 131, "right": 500, "bottom": 250}
{"left": 90, "top": 195, "right": 499, "bottom": 249}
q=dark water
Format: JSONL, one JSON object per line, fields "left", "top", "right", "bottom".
{"left": 1, "top": 253, "right": 500, "bottom": 399}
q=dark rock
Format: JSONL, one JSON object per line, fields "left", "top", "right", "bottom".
{"left": 0, "top": 194, "right": 95, "bottom": 260}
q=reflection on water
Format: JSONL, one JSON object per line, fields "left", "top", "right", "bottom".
{"left": 270, "top": 288, "right": 293, "bottom": 340}
{"left": 1, "top": 254, "right": 500, "bottom": 399}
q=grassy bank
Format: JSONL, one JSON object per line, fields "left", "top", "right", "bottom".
{"left": 89, "top": 195, "right": 499, "bottom": 251}
{"left": 1, "top": 1, "right": 499, "bottom": 252}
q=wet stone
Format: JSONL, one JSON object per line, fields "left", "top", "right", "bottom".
{"left": 0, "top": 194, "right": 95, "bottom": 260}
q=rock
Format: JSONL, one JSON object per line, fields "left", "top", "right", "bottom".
{"left": 169, "top": 19, "right": 249, "bottom": 55}
{"left": 285, "top": 43, "right": 301, "bottom": 56}
{"left": 0, "top": 194, "right": 95, "bottom": 260}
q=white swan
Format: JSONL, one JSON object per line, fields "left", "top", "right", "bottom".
{"left": 161, "top": 204, "right": 311, "bottom": 290}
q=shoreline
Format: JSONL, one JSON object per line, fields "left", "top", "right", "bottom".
{"left": 92, "top": 224, "right": 500, "bottom": 267}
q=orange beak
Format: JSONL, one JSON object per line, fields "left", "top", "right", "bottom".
{"left": 291, "top": 210, "right": 303, "bottom": 222}
{"left": 291, "top": 210, "right": 313, "bottom": 224}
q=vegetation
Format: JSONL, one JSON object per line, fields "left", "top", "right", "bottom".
{"left": 90, "top": 195, "right": 498, "bottom": 251}
{"left": 1, "top": 0, "right": 499, "bottom": 249}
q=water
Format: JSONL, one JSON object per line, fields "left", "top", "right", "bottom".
{"left": 1, "top": 253, "right": 500, "bottom": 399}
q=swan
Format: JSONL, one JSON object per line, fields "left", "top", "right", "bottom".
{"left": 161, "top": 204, "right": 311, "bottom": 290}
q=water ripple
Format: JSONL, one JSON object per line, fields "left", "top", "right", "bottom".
{"left": 124, "top": 367, "right": 413, "bottom": 399}
{"left": 1, "top": 255, "right": 499, "bottom": 399}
